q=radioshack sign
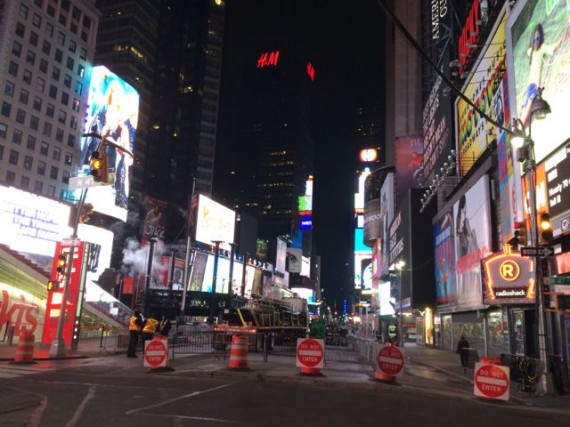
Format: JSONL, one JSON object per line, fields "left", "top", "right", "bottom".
{"left": 482, "top": 250, "right": 535, "bottom": 305}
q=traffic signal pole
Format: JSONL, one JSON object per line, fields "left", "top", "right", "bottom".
{"left": 49, "top": 187, "right": 87, "bottom": 358}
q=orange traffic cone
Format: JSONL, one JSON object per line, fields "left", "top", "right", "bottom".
{"left": 14, "top": 330, "right": 35, "bottom": 364}
{"left": 374, "top": 370, "right": 395, "bottom": 382}
{"left": 228, "top": 334, "right": 248, "bottom": 369}
{"left": 301, "top": 365, "right": 321, "bottom": 375}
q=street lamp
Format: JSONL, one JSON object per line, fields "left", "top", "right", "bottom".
{"left": 143, "top": 237, "right": 158, "bottom": 316}
{"left": 511, "top": 87, "right": 551, "bottom": 394}
{"left": 395, "top": 260, "right": 406, "bottom": 347}
{"left": 209, "top": 240, "right": 223, "bottom": 324}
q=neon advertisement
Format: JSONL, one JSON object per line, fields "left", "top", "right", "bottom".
{"left": 0, "top": 283, "right": 44, "bottom": 339}
{"left": 257, "top": 51, "right": 280, "bottom": 68}
{"left": 395, "top": 136, "right": 424, "bottom": 206}
{"left": 434, "top": 208, "right": 457, "bottom": 307}
{"left": 496, "top": 129, "right": 517, "bottom": 247}
{"left": 457, "top": 0, "right": 482, "bottom": 75}
{"left": 482, "top": 248, "right": 535, "bottom": 305}
{"left": 0, "top": 186, "right": 71, "bottom": 257}
{"left": 41, "top": 241, "right": 87, "bottom": 347}
{"left": 456, "top": 9, "right": 509, "bottom": 176}
{"left": 507, "top": 0, "right": 570, "bottom": 163}
{"left": 195, "top": 194, "right": 236, "bottom": 251}
{"left": 80, "top": 66, "right": 140, "bottom": 221}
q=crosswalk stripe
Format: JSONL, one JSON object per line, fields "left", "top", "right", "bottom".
{"left": 0, "top": 364, "right": 55, "bottom": 378}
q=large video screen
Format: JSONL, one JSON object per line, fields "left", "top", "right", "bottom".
{"left": 80, "top": 66, "right": 140, "bottom": 221}
{"left": 0, "top": 186, "right": 71, "bottom": 257}
{"left": 195, "top": 195, "right": 236, "bottom": 251}
{"left": 507, "top": 0, "right": 570, "bottom": 163}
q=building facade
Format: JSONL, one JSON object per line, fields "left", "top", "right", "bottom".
{"left": 0, "top": 0, "right": 99, "bottom": 200}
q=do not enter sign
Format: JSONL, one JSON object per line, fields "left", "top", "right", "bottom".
{"left": 296, "top": 338, "right": 325, "bottom": 369}
{"left": 474, "top": 362, "right": 510, "bottom": 401}
{"left": 144, "top": 337, "right": 168, "bottom": 368}
{"left": 377, "top": 344, "right": 405, "bottom": 376}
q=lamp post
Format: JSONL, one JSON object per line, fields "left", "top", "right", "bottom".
{"left": 228, "top": 242, "right": 237, "bottom": 295}
{"left": 511, "top": 87, "right": 551, "bottom": 394}
{"left": 143, "top": 237, "right": 158, "bottom": 316}
{"left": 209, "top": 240, "right": 223, "bottom": 324}
{"left": 395, "top": 260, "right": 405, "bottom": 347}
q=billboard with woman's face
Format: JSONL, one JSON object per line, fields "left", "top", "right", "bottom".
{"left": 80, "top": 66, "right": 140, "bottom": 222}
{"left": 507, "top": 0, "right": 570, "bottom": 163}
{"left": 453, "top": 175, "right": 492, "bottom": 310}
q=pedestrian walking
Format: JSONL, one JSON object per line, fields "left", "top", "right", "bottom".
{"left": 456, "top": 335, "right": 470, "bottom": 373}
{"left": 127, "top": 309, "right": 144, "bottom": 358}
{"left": 159, "top": 314, "right": 172, "bottom": 337}
{"left": 141, "top": 314, "right": 159, "bottom": 352}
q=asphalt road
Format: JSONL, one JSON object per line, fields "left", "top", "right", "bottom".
{"left": 1, "top": 359, "right": 568, "bottom": 427}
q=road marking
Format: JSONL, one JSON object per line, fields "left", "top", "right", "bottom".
{"left": 0, "top": 364, "right": 55, "bottom": 378}
{"left": 64, "top": 386, "right": 96, "bottom": 427}
{"left": 125, "top": 383, "right": 232, "bottom": 416}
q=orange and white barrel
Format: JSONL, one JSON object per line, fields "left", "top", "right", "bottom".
{"left": 14, "top": 331, "right": 35, "bottom": 363}
{"left": 228, "top": 334, "right": 248, "bottom": 369}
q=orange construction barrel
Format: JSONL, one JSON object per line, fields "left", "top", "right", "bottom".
{"left": 14, "top": 330, "right": 35, "bottom": 363}
{"left": 228, "top": 334, "right": 249, "bottom": 369}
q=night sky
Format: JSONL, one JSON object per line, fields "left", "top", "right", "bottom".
{"left": 217, "top": 0, "right": 386, "bottom": 309}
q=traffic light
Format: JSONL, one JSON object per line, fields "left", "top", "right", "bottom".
{"left": 56, "top": 253, "right": 67, "bottom": 274}
{"left": 543, "top": 284, "right": 556, "bottom": 309}
{"left": 508, "top": 221, "right": 527, "bottom": 247}
{"left": 79, "top": 202, "right": 94, "bottom": 223}
{"left": 540, "top": 213, "right": 553, "bottom": 243}
{"left": 47, "top": 280, "right": 60, "bottom": 292}
{"left": 89, "top": 150, "right": 108, "bottom": 183}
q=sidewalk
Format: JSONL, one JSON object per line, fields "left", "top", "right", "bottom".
{"left": 2, "top": 339, "right": 569, "bottom": 414}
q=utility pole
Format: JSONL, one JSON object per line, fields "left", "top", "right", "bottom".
{"left": 208, "top": 240, "right": 223, "bottom": 324}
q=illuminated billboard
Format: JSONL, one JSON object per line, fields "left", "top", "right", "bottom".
{"left": 191, "top": 251, "right": 254, "bottom": 297}
{"left": 195, "top": 195, "right": 236, "bottom": 251}
{"left": 456, "top": 8, "right": 509, "bottom": 177}
{"left": 80, "top": 66, "right": 140, "bottom": 222}
{"left": 0, "top": 186, "right": 71, "bottom": 257}
{"left": 507, "top": 0, "right": 570, "bottom": 163}
{"left": 453, "top": 175, "right": 492, "bottom": 310}
{"left": 395, "top": 136, "right": 423, "bottom": 206}
{"left": 298, "top": 175, "right": 313, "bottom": 214}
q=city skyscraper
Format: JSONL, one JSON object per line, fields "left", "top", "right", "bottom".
{"left": 0, "top": 0, "right": 99, "bottom": 200}
{"left": 214, "top": 45, "right": 316, "bottom": 253}
{"left": 93, "top": 0, "right": 160, "bottom": 200}
{"left": 95, "top": 0, "right": 225, "bottom": 242}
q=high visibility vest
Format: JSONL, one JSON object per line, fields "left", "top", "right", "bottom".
{"left": 129, "top": 316, "right": 142, "bottom": 332}
{"left": 142, "top": 318, "right": 159, "bottom": 334}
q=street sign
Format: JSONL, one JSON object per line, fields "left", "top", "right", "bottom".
{"left": 376, "top": 344, "right": 405, "bottom": 377}
{"left": 520, "top": 246, "right": 554, "bottom": 257}
{"left": 473, "top": 362, "right": 510, "bottom": 401}
{"left": 545, "top": 277, "right": 570, "bottom": 285}
{"left": 296, "top": 338, "right": 324, "bottom": 369}
{"left": 68, "top": 175, "right": 101, "bottom": 190}
{"left": 144, "top": 337, "right": 168, "bottom": 368}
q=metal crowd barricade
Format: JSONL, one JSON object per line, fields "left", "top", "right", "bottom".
{"left": 169, "top": 329, "right": 364, "bottom": 364}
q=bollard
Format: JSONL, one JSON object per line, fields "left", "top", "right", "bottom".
{"left": 14, "top": 331, "right": 35, "bottom": 363}
{"left": 7, "top": 325, "right": 15, "bottom": 346}
{"left": 228, "top": 334, "right": 249, "bottom": 369}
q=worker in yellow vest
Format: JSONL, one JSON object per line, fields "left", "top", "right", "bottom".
{"left": 141, "top": 314, "right": 159, "bottom": 353}
{"left": 127, "top": 309, "right": 144, "bottom": 358}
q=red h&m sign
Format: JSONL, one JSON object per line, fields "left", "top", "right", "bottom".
{"left": 41, "top": 241, "right": 87, "bottom": 347}
{"left": 306, "top": 62, "right": 316, "bottom": 81}
{"left": 257, "top": 51, "right": 280, "bottom": 68}
{"left": 458, "top": 0, "right": 481, "bottom": 75}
